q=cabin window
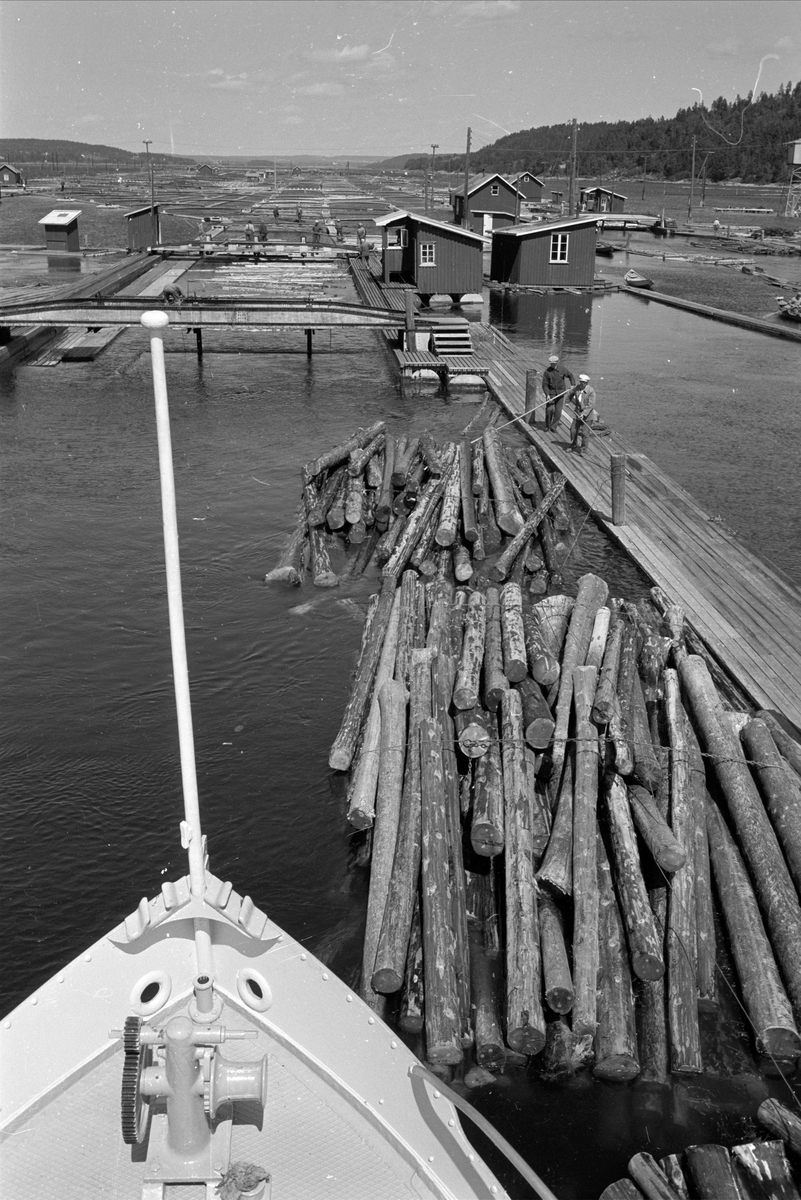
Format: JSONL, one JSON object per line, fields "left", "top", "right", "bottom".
{"left": 490, "top": 184, "right": 499, "bottom": 196}
{"left": 550, "top": 233, "right": 569, "bottom": 263}
{"left": 420, "top": 242, "right": 436, "bottom": 266}
{"left": 399, "top": 228, "right": 408, "bottom": 247}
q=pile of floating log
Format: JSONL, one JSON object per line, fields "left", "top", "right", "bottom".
{"left": 601, "top": 1098, "right": 801, "bottom": 1198}
{"left": 264, "top": 419, "right": 573, "bottom": 594}
{"left": 328, "top": 550, "right": 801, "bottom": 1083}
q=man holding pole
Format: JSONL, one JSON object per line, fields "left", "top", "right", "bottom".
{"left": 568, "top": 374, "right": 597, "bottom": 456}
{"left": 542, "top": 354, "right": 575, "bottom": 433}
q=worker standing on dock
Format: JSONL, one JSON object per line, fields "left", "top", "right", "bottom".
{"left": 312, "top": 218, "right": 324, "bottom": 248}
{"left": 542, "top": 354, "right": 575, "bottom": 432}
{"left": 334, "top": 218, "right": 344, "bottom": 242}
{"left": 296, "top": 205, "right": 303, "bottom": 223}
{"left": 568, "top": 374, "right": 596, "bottom": 456}
{"left": 244, "top": 220, "right": 255, "bottom": 245}
{"left": 273, "top": 206, "right": 280, "bottom": 222}
{"left": 357, "top": 223, "right": 368, "bottom": 259}
{"left": 258, "top": 221, "right": 268, "bottom": 243}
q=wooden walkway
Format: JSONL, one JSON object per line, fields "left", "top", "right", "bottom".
{"left": 470, "top": 323, "right": 801, "bottom": 732}
{"left": 623, "top": 285, "right": 801, "bottom": 343}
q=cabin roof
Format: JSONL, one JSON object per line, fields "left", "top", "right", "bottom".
{"left": 124, "top": 205, "right": 159, "bottom": 218}
{"left": 580, "top": 186, "right": 628, "bottom": 200}
{"left": 450, "top": 173, "right": 524, "bottom": 199}
{"left": 373, "top": 210, "right": 485, "bottom": 243}
{"left": 491, "top": 215, "right": 599, "bottom": 238}
{"left": 511, "top": 172, "right": 544, "bottom": 186}
{"left": 38, "top": 209, "right": 82, "bottom": 226}
{"left": 0, "top": 162, "right": 21, "bottom": 173}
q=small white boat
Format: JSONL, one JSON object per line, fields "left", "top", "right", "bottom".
{"left": 0, "top": 312, "right": 554, "bottom": 1200}
{"left": 777, "top": 295, "right": 801, "bottom": 323}
{"left": 624, "top": 269, "right": 654, "bottom": 289}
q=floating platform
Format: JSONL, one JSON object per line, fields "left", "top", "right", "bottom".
{"left": 624, "top": 284, "right": 801, "bottom": 343}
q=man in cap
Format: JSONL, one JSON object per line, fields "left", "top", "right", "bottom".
{"left": 568, "top": 374, "right": 597, "bottom": 456}
{"left": 542, "top": 354, "right": 575, "bottom": 432}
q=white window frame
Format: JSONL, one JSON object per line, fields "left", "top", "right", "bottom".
{"left": 550, "top": 232, "right": 569, "bottom": 263}
{"left": 419, "top": 242, "right": 436, "bottom": 267}
{"left": 490, "top": 183, "right": 499, "bottom": 196}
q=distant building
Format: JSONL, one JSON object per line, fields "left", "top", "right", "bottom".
{"left": 125, "top": 205, "right": 161, "bottom": 251}
{"left": 38, "top": 209, "right": 82, "bottom": 253}
{"left": 449, "top": 172, "right": 524, "bottom": 234}
{"left": 510, "top": 171, "right": 544, "bottom": 200}
{"left": 372, "top": 210, "right": 484, "bottom": 302}
{"left": 196, "top": 163, "right": 219, "bottom": 178}
{"left": 0, "top": 162, "right": 23, "bottom": 185}
{"left": 579, "top": 186, "right": 627, "bottom": 214}
{"left": 490, "top": 216, "right": 599, "bottom": 288}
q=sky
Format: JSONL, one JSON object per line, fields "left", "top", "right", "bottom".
{"left": 1, "top": 0, "right": 800, "bottom": 159}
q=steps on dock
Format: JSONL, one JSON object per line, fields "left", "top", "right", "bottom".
{"left": 429, "top": 324, "right": 473, "bottom": 356}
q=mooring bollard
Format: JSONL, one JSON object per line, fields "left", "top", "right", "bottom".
{"left": 525, "top": 369, "right": 537, "bottom": 418}
{"left": 611, "top": 453, "right": 627, "bottom": 525}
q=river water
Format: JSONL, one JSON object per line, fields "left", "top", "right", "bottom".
{"left": 2, "top": 243, "right": 801, "bottom": 1198}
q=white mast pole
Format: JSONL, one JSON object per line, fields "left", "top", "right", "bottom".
{"left": 141, "top": 311, "right": 206, "bottom": 899}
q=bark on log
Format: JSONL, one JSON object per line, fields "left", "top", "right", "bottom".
{"left": 454, "top": 705, "right": 492, "bottom": 758}
{"left": 393, "top": 570, "right": 423, "bottom": 691}
{"left": 685, "top": 1144, "right": 741, "bottom": 1200}
{"left": 409, "top": 503, "right": 441, "bottom": 574}
{"left": 308, "top": 464, "right": 346, "bottom": 527}
{"left": 471, "top": 723, "right": 505, "bottom": 856}
{"left": 731, "top": 1141, "right": 800, "bottom": 1200}
{"left": 593, "top": 615, "right": 624, "bottom": 724}
{"left": 691, "top": 755, "right": 718, "bottom": 1011}
{"left": 471, "top": 440, "right": 486, "bottom": 496}
{"left": 572, "top": 665, "right": 601, "bottom": 1035}
{"left": 756, "top": 709, "right": 801, "bottom": 780}
{"left": 346, "top": 593, "right": 402, "bottom": 827}
{"left": 374, "top": 511, "right": 406, "bottom": 566}
{"left": 341, "top": 526, "right": 380, "bottom": 580}
{"left": 478, "top": 478, "right": 503, "bottom": 550}
{"left": 500, "top": 583, "right": 527, "bottom": 683}
{"left": 419, "top": 430, "right": 443, "bottom": 477}
{"left": 345, "top": 473, "right": 365, "bottom": 527}
{"left": 629, "top": 1153, "right": 683, "bottom": 1200}
{"left": 383, "top": 475, "right": 448, "bottom": 579}
{"left": 483, "top": 587, "right": 509, "bottom": 712}
{"left": 453, "top": 590, "right": 487, "bottom": 710}
{"left": 483, "top": 427, "right": 524, "bottom": 534}
{"left": 467, "top": 886, "right": 505, "bottom": 1068}
{"left": 628, "top": 784, "right": 686, "bottom": 872}
{"left": 706, "top": 795, "right": 801, "bottom": 1062}
{"left": 539, "top": 893, "right": 574, "bottom": 1013}
{"left": 630, "top": 672, "right": 663, "bottom": 791}
{"left": 524, "top": 475, "right": 565, "bottom": 585}
{"left": 552, "top": 575, "right": 609, "bottom": 785}
{"left": 459, "top": 439, "right": 479, "bottom": 543}
{"left": 309, "top": 526, "right": 339, "bottom": 588}
{"left": 636, "top": 889, "right": 669, "bottom": 1089}
{"left": 307, "top": 420, "right": 386, "bottom": 479}
{"left": 361, "top": 680, "right": 407, "bottom": 1010}
{"left": 541, "top": 1016, "right": 594, "bottom": 1083}
{"left": 758, "top": 1098, "right": 801, "bottom": 1157}
{"left": 742, "top": 718, "right": 801, "bottom": 896}
{"left": 419, "top": 717, "right": 463, "bottom": 1064}
{"left": 452, "top": 539, "right": 473, "bottom": 582}
{"left": 516, "top": 676, "right": 555, "bottom": 750}
{"left": 392, "top": 435, "right": 419, "bottom": 487}
{"left": 586, "top": 606, "right": 611, "bottom": 671}
{"left": 526, "top": 444, "right": 572, "bottom": 533}
{"left": 376, "top": 432, "right": 396, "bottom": 529}
{"left": 264, "top": 509, "right": 306, "bottom": 586}
{"left": 487, "top": 476, "right": 567, "bottom": 584}
{"left": 366, "top": 450, "right": 384, "bottom": 491}
{"left": 523, "top": 610, "right": 558, "bottom": 688}
{"left": 604, "top": 773, "right": 665, "bottom": 981}
{"left": 594, "top": 834, "right": 639, "bottom": 1081}
{"left": 349, "top": 431, "right": 385, "bottom": 477}
{"left": 659, "top": 1157, "right": 690, "bottom": 1200}
{"left": 435, "top": 463, "right": 463, "bottom": 547}
{"left": 330, "top": 577, "right": 398, "bottom": 772}
{"left": 537, "top": 752, "right": 574, "bottom": 895}
{"left": 525, "top": 746, "right": 551, "bottom": 856}
{"left": 501, "top": 688, "right": 546, "bottom": 1054}
{"left": 534, "top": 594, "right": 574, "bottom": 679}
{"left": 680, "top": 654, "right": 801, "bottom": 1017}
{"left": 399, "top": 896, "right": 425, "bottom": 1032}
{"left": 599, "top": 1182, "right": 644, "bottom": 1200}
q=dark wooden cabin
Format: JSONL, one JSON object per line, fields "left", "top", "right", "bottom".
{"left": 196, "top": 163, "right": 218, "bottom": 178}
{"left": 0, "top": 163, "right": 23, "bottom": 185}
{"left": 490, "top": 216, "right": 599, "bottom": 287}
{"left": 126, "top": 205, "right": 161, "bottom": 251}
{"left": 372, "top": 210, "right": 484, "bottom": 302}
{"left": 579, "top": 186, "right": 627, "bottom": 214}
{"left": 510, "top": 171, "right": 544, "bottom": 200}
{"left": 449, "top": 173, "right": 523, "bottom": 234}
{"left": 38, "top": 209, "right": 81, "bottom": 253}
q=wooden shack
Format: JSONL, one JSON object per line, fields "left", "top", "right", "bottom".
{"left": 125, "top": 205, "right": 161, "bottom": 251}
{"left": 449, "top": 173, "right": 523, "bottom": 235}
{"left": 489, "top": 216, "right": 599, "bottom": 288}
{"left": 372, "top": 210, "right": 484, "bottom": 302}
{"left": 510, "top": 170, "right": 544, "bottom": 200}
{"left": 196, "top": 163, "right": 218, "bottom": 178}
{"left": 579, "top": 186, "right": 627, "bottom": 214}
{"left": 38, "top": 209, "right": 82, "bottom": 253}
{"left": 0, "top": 163, "right": 23, "bottom": 185}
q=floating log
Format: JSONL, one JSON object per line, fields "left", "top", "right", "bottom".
{"left": 374, "top": 511, "right": 406, "bottom": 566}
{"left": 325, "top": 470, "right": 348, "bottom": 530}
{"left": 409, "top": 503, "right": 441, "bottom": 574}
{"left": 346, "top": 593, "right": 402, "bottom": 827}
{"left": 604, "top": 773, "right": 664, "bottom": 981}
{"left": 307, "top": 464, "right": 346, "bottom": 527}
{"left": 680, "top": 655, "right": 801, "bottom": 1016}
{"left": 459, "top": 439, "right": 479, "bottom": 543}
{"left": 629, "top": 1152, "right": 681, "bottom": 1200}
{"left": 360, "top": 679, "right": 407, "bottom": 1011}
{"left": 537, "top": 752, "right": 573, "bottom": 895}
{"left": 365, "top": 451, "right": 384, "bottom": 491}
{"left": 392, "top": 435, "right": 419, "bottom": 487}
{"left": 264, "top": 509, "right": 306, "bottom": 586}
{"left": 330, "top": 577, "right": 398, "bottom": 772}
{"left": 630, "top": 672, "right": 662, "bottom": 792}
{"left": 478, "top": 478, "right": 503, "bottom": 550}
{"left": 742, "top": 718, "right": 801, "bottom": 896}
{"left": 471, "top": 440, "right": 485, "bottom": 496}
{"left": 659, "top": 1156, "right": 690, "bottom": 1200}
{"left": 516, "top": 676, "right": 555, "bottom": 750}
{"left": 758, "top": 1098, "right": 801, "bottom": 1157}
{"left": 482, "top": 428, "right": 524, "bottom": 535}
{"left": 572, "top": 665, "right": 601, "bottom": 1036}
{"left": 664, "top": 671, "right": 702, "bottom": 1074}
{"left": 526, "top": 445, "right": 572, "bottom": 533}
{"left": 399, "top": 897, "right": 424, "bottom": 1032}
{"left": 552, "top": 575, "right": 609, "bottom": 785}
{"left": 756, "top": 709, "right": 801, "bottom": 780}
{"left": 593, "top": 615, "right": 624, "bottom": 723}
{"left": 594, "top": 834, "right": 639, "bottom": 1081}
{"left": 541, "top": 1016, "right": 594, "bottom": 1083}
{"left": 383, "top": 474, "right": 448, "bottom": 579}
{"left": 609, "top": 692, "right": 635, "bottom": 776}
{"left": 306, "top": 420, "right": 386, "bottom": 479}
{"left": 393, "top": 571, "right": 423, "bottom": 691}
{"left": 501, "top": 688, "right": 546, "bottom": 1055}
{"left": 599, "top": 1181, "right": 644, "bottom": 1200}
{"left": 533, "top": 594, "right": 574, "bottom": 688}
{"left": 731, "top": 1141, "right": 800, "bottom": 1200}
{"left": 526, "top": 475, "right": 566, "bottom": 585}
{"left": 435, "top": 462, "right": 463, "bottom": 547}
{"left": 467, "top": 876, "right": 505, "bottom": 1069}
{"left": 309, "top": 526, "right": 340, "bottom": 588}
{"left": 690, "top": 741, "right": 717, "bottom": 1010}
{"left": 471, "top": 724, "right": 505, "bottom": 856}
{"left": 376, "top": 432, "right": 395, "bottom": 529}
{"left": 524, "top": 746, "right": 551, "bottom": 856}
{"left": 419, "top": 430, "right": 442, "bottom": 477}
{"left": 523, "top": 612, "right": 557, "bottom": 688}
{"left": 419, "top": 717, "right": 462, "bottom": 1064}
{"left": 705, "top": 795, "right": 801, "bottom": 1063}
{"left": 452, "top": 539, "right": 473, "bottom": 582}
{"left": 349, "top": 431, "right": 385, "bottom": 476}
{"left": 685, "top": 1144, "right": 741, "bottom": 1200}
{"left": 483, "top": 587, "right": 508, "bottom": 712}
{"left": 628, "top": 784, "right": 686, "bottom": 872}
{"left": 500, "top": 583, "right": 527, "bottom": 683}
{"left": 539, "top": 893, "right": 574, "bottom": 1014}
{"left": 345, "top": 473, "right": 365, "bottom": 528}
{"left": 636, "top": 889, "right": 669, "bottom": 1089}
{"left": 341, "top": 525, "right": 380, "bottom": 580}
{"left": 487, "top": 476, "right": 567, "bottom": 584}
{"left": 453, "top": 590, "right": 487, "bottom": 711}
{"left": 454, "top": 705, "right": 491, "bottom": 758}
{"left": 586, "top": 606, "right": 611, "bottom": 671}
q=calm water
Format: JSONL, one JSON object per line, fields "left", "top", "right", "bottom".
{"left": 2, "top": 250, "right": 801, "bottom": 1198}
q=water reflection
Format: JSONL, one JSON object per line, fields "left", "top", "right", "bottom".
{"left": 489, "top": 289, "right": 594, "bottom": 353}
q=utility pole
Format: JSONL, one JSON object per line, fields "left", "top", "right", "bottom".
{"left": 641, "top": 155, "right": 647, "bottom": 202}
{"left": 687, "top": 134, "right": 697, "bottom": 222}
{"left": 143, "top": 139, "right": 156, "bottom": 242}
{"left": 568, "top": 118, "right": 578, "bottom": 216}
{"left": 462, "top": 127, "right": 471, "bottom": 227}
{"left": 699, "top": 153, "right": 711, "bottom": 207}
{"left": 430, "top": 143, "right": 438, "bottom": 213}
{"left": 273, "top": 157, "right": 277, "bottom": 189}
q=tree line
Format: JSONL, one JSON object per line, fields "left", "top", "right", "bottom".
{"left": 401, "top": 82, "right": 801, "bottom": 183}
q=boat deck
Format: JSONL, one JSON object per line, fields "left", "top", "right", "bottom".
{"left": 470, "top": 323, "right": 801, "bottom": 732}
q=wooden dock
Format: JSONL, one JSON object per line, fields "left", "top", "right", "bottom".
{"left": 469, "top": 323, "right": 801, "bottom": 732}
{"left": 623, "top": 284, "right": 801, "bottom": 343}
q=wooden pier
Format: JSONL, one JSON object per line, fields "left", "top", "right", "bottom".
{"left": 623, "top": 284, "right": 801, "bottom": 343}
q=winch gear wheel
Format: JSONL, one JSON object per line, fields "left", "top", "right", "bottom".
{"left": 121, "top": 1015, "right": 151, "bottom": 1145}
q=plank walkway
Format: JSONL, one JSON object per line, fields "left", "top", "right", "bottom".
{"left": 623, "top": 285, "right": 801, "bottom": 343}
{"left": 469, "top": 323, "right": 801, "bottom": 731}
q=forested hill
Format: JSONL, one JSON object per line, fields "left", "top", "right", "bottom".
{"left": 401, "top": 82, "right": 801, "bottom": 183}
{"left": 0, "top": 138, "right": 193, "bottom": 168}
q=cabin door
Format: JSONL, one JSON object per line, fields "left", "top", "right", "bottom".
{"left": 483, "top": 213, "right": 493, "bottom": 235}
